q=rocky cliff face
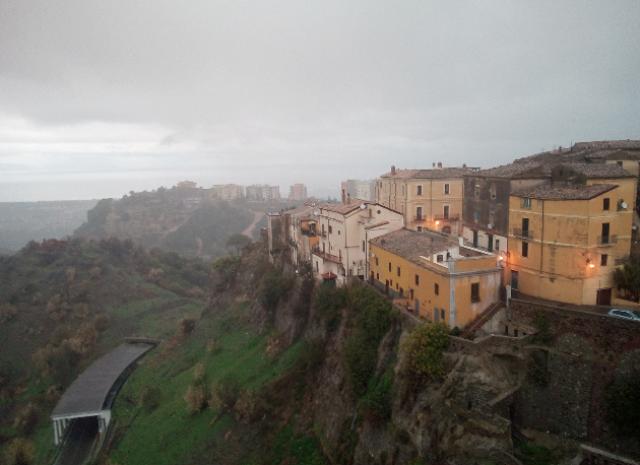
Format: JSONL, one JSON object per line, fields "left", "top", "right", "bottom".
{"left": 215, "top": 250, "right": 528, "bottom": 465}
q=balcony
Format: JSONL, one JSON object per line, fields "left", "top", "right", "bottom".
{"left": 511, "top": 228, "right": 534, "bottom": 240}
{"left": 433, "top": 213, "right": 460, "bottom": 221}
{"left": 312, "top": 248, "right": 342, "bottom": 264}
{"left": 597, "top": 235, "right": 617, "bottom": 246}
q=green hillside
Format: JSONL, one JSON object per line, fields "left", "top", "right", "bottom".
{"left": 0, "top": 238, "right": 209, "bottom": 464}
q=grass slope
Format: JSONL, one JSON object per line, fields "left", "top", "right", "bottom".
{"left": 107, "top": 300, "right": 319, "bottom": 465}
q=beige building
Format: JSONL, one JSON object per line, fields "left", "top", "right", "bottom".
{"left": 507, "top": 182, "right": 635, "bottom": 306}
{"left": 211, "top": 184, "right": 244, "bottom": 200}
{"left": 377, "top": 165, "right": 474, "bottom": 235}
{"left": 246, "top": 185, "right": 281, "bottom": 201}
{"left": 311, "top": 200, "right": 404, "bottom": 285}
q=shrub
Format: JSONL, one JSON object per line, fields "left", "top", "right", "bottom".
{"left": 184, "top": 383, "right": 208, "bottom": 414}
{"left": 13, "top": 403, "right": 39, "bottom": 436}
{"left": 193, "top": 362, "right": 206, "bottom": 382}
{"left": 138, "top": 386, "right": 162, "bottom": 412}
{"left": 212, "top": 255, "right": 242, "bottom": 290}
{"left": 360, "top": 372, "right": 394, "bottom": 423}
{"left": 402, "top": 322, "right": 449, "bottom": 381}
{"left": 178, "top": 318, "right": 196, "bottom": 337}
{"left": 605, "top": 370, "right": 640, "bottom": 439}
{"left": 4, "top": 438, "right": 35, "bottom": 465}
{"left": 258, "top": 271, "right": 294, "bottom": 313}
{"left": 209, "top": 377, "right": 240, "bottom": 412}
{"left": 344, "top": 286, "right": 392, "bottom": 397}
{"left": 233, "top": 388, "right": 265, "bottom": 423}
{"left": 313, "top": 285, "right": 347, "bottom": 332}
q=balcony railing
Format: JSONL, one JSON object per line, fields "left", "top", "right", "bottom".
{"left": 312, "top": 248, "right": 342, "bottom": 264}
{"left": 597, "top": 235, "right": 617, "bottom": 246}
{"left": 511, "top": 228, "right": 533, "bottom": 240}
{"left": 433, "top": 213, "right": 460, "bottom": 221}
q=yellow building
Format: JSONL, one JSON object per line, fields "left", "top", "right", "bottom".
{"left": 369, "top": 229, "right": 501, "bottom": 328}
{"left": 376, "top": 165, "right": 474, "bottom": 235}
{"left": 507, "top": 181, "right": 636, "bottom": 306}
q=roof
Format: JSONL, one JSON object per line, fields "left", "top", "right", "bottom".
{"left": 370, "top": 229, "right": 458, "bottom": 267}
{"left": 52, "top": 343, "right": 153, "bottom": 418}
{"left": 470, "top": 160, "right": 634, "bottom": 180}
{"left": 381, "top": 167, "right": 474, "bottom": 180}
{"left": 511, "top": 183, "right": 618, "bottom": 200}
{"left": 317, "top": 199, "right": 367, "bottom": 215}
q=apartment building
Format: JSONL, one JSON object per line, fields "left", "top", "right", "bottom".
{"left": 462, "top": 160, "right": 635, "bottom": 254}
{"left": 376, "top": 164, "right": 474, "bottom": 235}
{"left": 211, "top": 184, "right": 245, "bottom": 200}
{"left": 288, "top": 183, "right": 308, "bottom": 201}
{"left": 311, "top": 200, "right": 404, "bottom": 284}
{"left": 246, "top": 185, "right": 281, "bottom": 201}
{"left": 341, "top": 179, "right": 376, "bottom": 202}
{"left": 507, "top": 182, "right": 635, "bottom": 306}
{"left": 369, "top": 229, "right": 501, "bottom": 328}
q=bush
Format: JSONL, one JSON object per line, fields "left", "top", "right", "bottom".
{"left": 178, "top": 318, "right": 196, "bottom": 337}
{"left": 4, "top": 438, "right": 35, "bottom": 465}
{"left": 360, "top": 372, "right": 393, "bottom": 423}
{"left": 184, "top": 383, "right": 208, "bottom": 414}
{"left": 13, "top": 403, "right": 39, "bottom": 436}
{"left": 313, "top": 285, "right": 347, "bottom": 332}
{"left": 138, "top": 386, "right": 162, "bottom": 412}
{"left": 233, "top": 388, "right": 265, "bottom": 423}
{"left": 344, "top": 286, "right": 393, "bottom": 397}
{"left": 209, "top": 377, "right": 240, "bottom": 412}
{"left": 258, "top": 270, "right": 294, "bottom": 313}
{"left": 605, "top": 370, "right": 640, "bottom": 439}
{"left": 212, "top": 255, "right": 242, "bottom": 290}
{"left": 402, "top": 322, "right": 449, "bottom": 381}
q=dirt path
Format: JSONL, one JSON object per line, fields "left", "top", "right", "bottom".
{"left": 242, "top": 211, "right": 265, "bottom": 239}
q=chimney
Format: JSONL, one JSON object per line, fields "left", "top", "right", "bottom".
{"left": 341, "top": 188, "right": 346, "bottom": 204}
{"left": 390, "top": 165, "right": 396, "bottom": 175}
{"left": 437, "top": 162, "right": 442, "bottom": 168}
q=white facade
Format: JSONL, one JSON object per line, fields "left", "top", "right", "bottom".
{"left": 312, "top": 201, "right": 404, "bottom": 284}
{"left": 461, "top": 225, "right": 507, "bottom": 254}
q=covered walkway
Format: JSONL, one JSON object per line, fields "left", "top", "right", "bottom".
{"left": 51, "top": 342, "right": 153, "bottom": 445}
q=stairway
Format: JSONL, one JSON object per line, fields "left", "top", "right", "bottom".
{"left": 461, "top": 301, "right": 504, "bottom": 338}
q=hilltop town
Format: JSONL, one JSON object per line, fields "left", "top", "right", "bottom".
{"left": 269, "top": 139, "right": 640, "bottom": 322}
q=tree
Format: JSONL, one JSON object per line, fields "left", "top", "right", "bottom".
{"left": 402, "top": 322, "right": 450, "bottom": 380}
{"left": 606, "top": 370, "right": 640, "bottom": 438}
{"left": 614, "top": 260, "right": 640, "bottom": 302}
{"left": 226, "top": 233, "right": 251, "bottom": 255}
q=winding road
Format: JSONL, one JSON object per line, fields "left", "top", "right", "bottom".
{"left": 242, "top": 211, "right": 265, "bottom": 239}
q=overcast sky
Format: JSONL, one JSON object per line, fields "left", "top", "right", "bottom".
{"left": 1, "top": 0, "right": 639, "bottom": 201}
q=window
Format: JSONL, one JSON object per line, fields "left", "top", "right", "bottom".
{"left": 522, "top": 218, "right": 529, "bottom": 237}
{"left": 444, "top": 183, "right": 450, "bottom": 195}
{"left": 397, "top": 266, "right": 401, "bottom": 277}
{"left": 388, "top": 262, "right": 392, "bottom": 272}
{"left": 362, "top": 240, "right": 365, "bottom": 252}
{"left": 490, "top": 183, "right": 497, "bottom": 200}
{"left": 522, "top": 198, "right": 532, "bottom": 209}
{"left": 522, "top": 241, "right": 529, "bottom": 257}
{"left": 495, "top": 239, "right": 500, "bottom": 250}
{"left": 415, "top": 274, "right": 420, "bottom": 285}
{"left": 416, "top": 206, "right": 423, "bottom": 220}
{"left": 603, "top": 198, "right": 610, "bottom": 211}
{"left": 440, "top": 309, "right": 445, "bottom": 320}
{"left": 417, "top": 226, "right": 423, "bottom": 232}
{"left": 602, "top": 223, "right": 610, "bottom": 244}
{"left": 601, "top": 254, "right": 608, "bottom": 266}
{"left": 417, "top": 185, "right": 423, "bottom": 196}
{"left": 328, "top": 225, "right": 333, "bottom": 234}
{"left": 473, "top": 211, "right": 480, "bottom": 223}
{"left": 617, "top": 161, "right": 623, "bottom": 167}
{"left": 443, "top": 205, "right": 449, "bottom": 219}
{"left": 434, "top": 283, "right": 439, "bottom": 295}
{"left": 471, "top": 283, "right": 480, "bottom": 303}
{"left": 375, "top": 257, "right": 379, "bottom": 266}
{"left": 376, "top": 272, "right": 379, "bottom": 280}
{"left": 437, "top": 254, "right": 444, "bottom": 263}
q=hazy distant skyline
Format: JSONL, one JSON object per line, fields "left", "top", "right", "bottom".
{"left": 1, "top": 1, "right": 639, "bottom": 201}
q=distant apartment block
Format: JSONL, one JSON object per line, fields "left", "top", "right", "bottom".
{"left": 377, "top": 164, "right": 475, "bottom": 236}
{"left": 211, "top": 184, "right": 244, "bottom": 201}
{"left": 341, "top": 179, "right": 376, "bottom": 202}
{"left": 246, "top": 184, "right": 281, "bottom": 201}
{"left": 288, "top": 183, "right": 308, "bottom": 201}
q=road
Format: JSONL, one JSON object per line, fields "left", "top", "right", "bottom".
{"left": 54, "top": 417, "right": 98, "bottom": 465}
{"left": 242, "top": 211, "right": 265, "bottom": 239}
